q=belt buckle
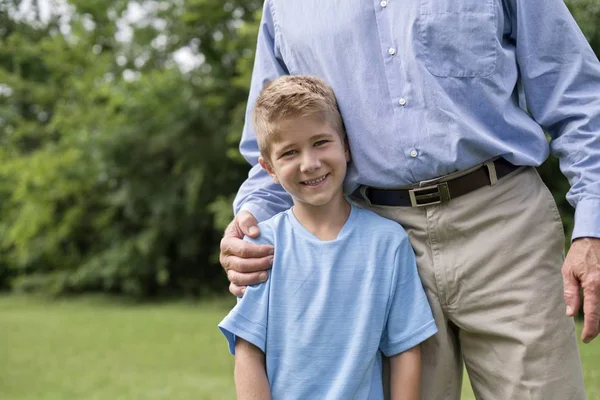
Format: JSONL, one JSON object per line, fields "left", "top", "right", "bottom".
{"left": 408, "top": 182, "right": 451, "bottom": 207}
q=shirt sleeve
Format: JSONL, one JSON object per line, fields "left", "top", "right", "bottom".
{"left": 218, "top": 278, "right": 271, "bottom": 355}
{"left": 504, "top": 0, "right": 600, "bottom": 240}
{"left": 233, "top": 0, "right": 293, "bottom": 223}
{"left": 380, "top": 237, "right": 437, "bottom": 357}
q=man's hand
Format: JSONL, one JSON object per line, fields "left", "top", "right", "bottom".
{"left": 563, "top": 237, "right": 600, "bottom": 343}
{"left": 220, "top": 211, "right": 274, "bottom": 296}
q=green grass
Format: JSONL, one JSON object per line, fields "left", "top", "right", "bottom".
{"left": 1, "top": 295, "right": 238, "bottom": 400}
{"left": 1, "top": 295, "right": 599, "bottom": 400}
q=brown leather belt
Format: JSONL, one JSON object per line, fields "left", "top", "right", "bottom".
{"left": 356, "top": 158, "right": 519, "bottom": 207}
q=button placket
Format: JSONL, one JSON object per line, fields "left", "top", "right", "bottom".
{"left": 375, "top": 0, "right": 417, "bottom": 167}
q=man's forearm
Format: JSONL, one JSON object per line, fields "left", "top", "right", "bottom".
{"left": 234, "top": 338, "right": 271, "bottom": 400}
{"left": 389, "top": 346, "right": 421, "bottom": 400}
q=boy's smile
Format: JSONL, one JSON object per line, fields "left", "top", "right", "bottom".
{"left": 259, "top": 118, "right": 350, "bottom": 213}
{"left": 301, "top": 174, "right": 329, "bottom": 186}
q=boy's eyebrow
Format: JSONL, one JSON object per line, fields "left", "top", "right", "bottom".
{"left": 310, "top": 132, "right": 336, "bottom": 140}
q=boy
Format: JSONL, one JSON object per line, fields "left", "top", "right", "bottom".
{"left": 218, "top": 75, "right": 437, "bottom": 399}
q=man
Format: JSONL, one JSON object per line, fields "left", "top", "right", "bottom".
{"left": 220, "top": 0, "right": 600, "bottom": 398}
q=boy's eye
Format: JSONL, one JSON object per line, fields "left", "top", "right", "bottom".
{"left": 314, "top": 140, "right": 330, "bottom": 147}
{"left": 281, "top": 149, "right": 297, "bottom": 157}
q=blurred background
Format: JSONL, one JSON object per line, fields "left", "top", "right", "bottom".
{"left": 1, "top": 0, "right": 599, "bottom": 399}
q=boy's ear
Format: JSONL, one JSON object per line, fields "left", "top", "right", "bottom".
{"left": 344, "top": 139, "right": 351, "bottom": 163}
{"left": 259, "top": 156, "right": 279, "bottom": 184}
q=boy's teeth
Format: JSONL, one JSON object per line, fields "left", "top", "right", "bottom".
{"left": 304, "top": 175, "right": 327, "bottom": 185}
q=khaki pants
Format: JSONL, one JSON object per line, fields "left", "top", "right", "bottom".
{"left": 352, "top": 167, "right": 585, "bottom": 399}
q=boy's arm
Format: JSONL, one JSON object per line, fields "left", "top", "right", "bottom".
{"left": 382, "top": 237, "right": 435, "bottom": 399}
{"left": 389, "top": 345, "right": 421, "bottom": 400}
{"left": 234, "top": 337, "right": 271, "bottom": 400}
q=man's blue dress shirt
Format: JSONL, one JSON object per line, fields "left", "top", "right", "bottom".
{"left": 234, "top": 0, "right": 600, "bottom": 240}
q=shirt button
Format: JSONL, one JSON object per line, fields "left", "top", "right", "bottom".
{"left": 388, "top": 47, "right": 396, "bottom": 56}
{"left": 399, "top": 97, "right": 407, "bottom": 106}
{"left": 410, "top": 149, "right": 418, "bottom": 158}
{"left": 380, "top": 1, "right": 388, "bottom": 7}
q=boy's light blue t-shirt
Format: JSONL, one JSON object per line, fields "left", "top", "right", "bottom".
{"left": 218, "top": 204, "right": 437, "bottom": 399}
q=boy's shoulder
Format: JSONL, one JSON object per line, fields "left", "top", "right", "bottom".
{"left": 258, "top": 208, "right": 292, "bottom": 232}
{"left": 352, "top": 205, "right": 409, "bottom": 239}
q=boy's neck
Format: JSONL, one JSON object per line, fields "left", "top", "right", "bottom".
{"left": 291, "top": 196, "right": 352, "bottom": 241}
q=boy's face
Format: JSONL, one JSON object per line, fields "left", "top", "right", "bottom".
{"left": 259, "top": 118, "right": 350, "bottom": 210}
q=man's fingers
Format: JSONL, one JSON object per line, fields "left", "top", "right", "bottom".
{"left": 562, "top": 267, "right": 581, "bottom": 317}
{"left": 221, "top": 236, "right": 274, "bottom": 261}
{"left": 582, "top": 312, "right": 600, "bottom": 343}
{"left": 225, "top": 254, "right": 273, "bottom": 275}
{"left": 219, "top": 235, "right": 272, "bottom": 275}
{"left": 228, "top": 269, "right": 269, "bottom": 287}
{"left": 220, "top": 211, "right": 272, "bottom": 297}
{"left": 229, "top": 283, "right": 246, "bottom": 297}
{"left": 237, "top": 211, "right": 260, "bottom": 238}
{"left": 582, "top": 318, "right": 600, "bottom": 344}
{"left": 582, "top": 286, "right": 600, "bottom": 343}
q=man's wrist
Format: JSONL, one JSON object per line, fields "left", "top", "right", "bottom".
{"left": 572, "top": 237, "right": 600, "bottom": 244}
{"left": 572, "top": 198, "right": 600, "bottom": 241}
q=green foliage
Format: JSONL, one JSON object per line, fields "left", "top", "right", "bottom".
{"left": 0, "top": 1, "right": 598, "bottom": 296}
{"left": 0, "top": 0, "right": 261, "bottom": 296}
{"left": 567, "top": 0, "right": 600, "bottom": 51}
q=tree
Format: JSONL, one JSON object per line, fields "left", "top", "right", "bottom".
{"left": 0, "top": 0, "right": 261, "bottom": 296}
{"left": 0, "top": 0, "right": 598, "bottom": 297}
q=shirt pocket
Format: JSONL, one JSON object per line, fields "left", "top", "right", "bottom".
{"left": 417, "top": 0, "right": 498, "bottom": 78}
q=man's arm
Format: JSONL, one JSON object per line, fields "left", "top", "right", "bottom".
{"left": 234, "top": 338, "right": 271, "bottom": 400}
{"left": 504, "top": 0, "right": 600, "bottom": 342}
{"left": 220, "top": 0, "right": 293, "bottom": 296}
{"left": 233, "top": 0, "right": 292, "bottom": 223}
{"left": 389, "top": 346, "right": 421, "bottom": 400}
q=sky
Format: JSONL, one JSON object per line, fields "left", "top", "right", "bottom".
{"left": 7, "top": 0, "right": 201, "bottom": 72}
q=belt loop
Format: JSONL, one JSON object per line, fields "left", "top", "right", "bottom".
{"left": 359, "top": 186, "right": 373, "bottom": 206}
{"left": 485, "top": 160, "right": 498, "bottom": 186}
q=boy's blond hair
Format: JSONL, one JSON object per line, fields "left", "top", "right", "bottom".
{"left": 251, "top": 75, "right": 346, "bottom": 159}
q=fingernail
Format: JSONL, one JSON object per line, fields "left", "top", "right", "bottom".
{"left": 241, "top": 287, "right": 246, "bottom": 295}
{"left": 566, "top": 306, "right": 573, "bottom": 315}
{"left": 249, "top": 227, "right": 259, "bottom": 236}
{"left": 259, "top": 272, "right": 268, "bottom": 281}
{"left": 269, "top": 256, "right": 274, "bottom": 265}
{"left": 269, "top": 248, "right": 275, "bottom": 256}
{"left": 582, "top": 335, "right": 590, "bottom": 344}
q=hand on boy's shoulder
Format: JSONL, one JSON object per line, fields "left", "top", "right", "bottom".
{"left": 220, "top": 210, "right": 275, "bottom": 296}
{"left": 243, "top": 220, "right": 275, "bottom": 246}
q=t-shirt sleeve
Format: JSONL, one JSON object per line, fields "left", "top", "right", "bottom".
{"left": 380, "top": 237, "right": 438, "bottom": 357}
{"left": 218, "top": 278, "right": 271, "bottom": 355}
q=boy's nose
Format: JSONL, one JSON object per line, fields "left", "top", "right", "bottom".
{"left": 300, "top": 153, "right": 321, "bottom": 173}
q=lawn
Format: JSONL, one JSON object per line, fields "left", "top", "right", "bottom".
{"left": 1, "top": 295, "right": 599, "bottom": 400}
